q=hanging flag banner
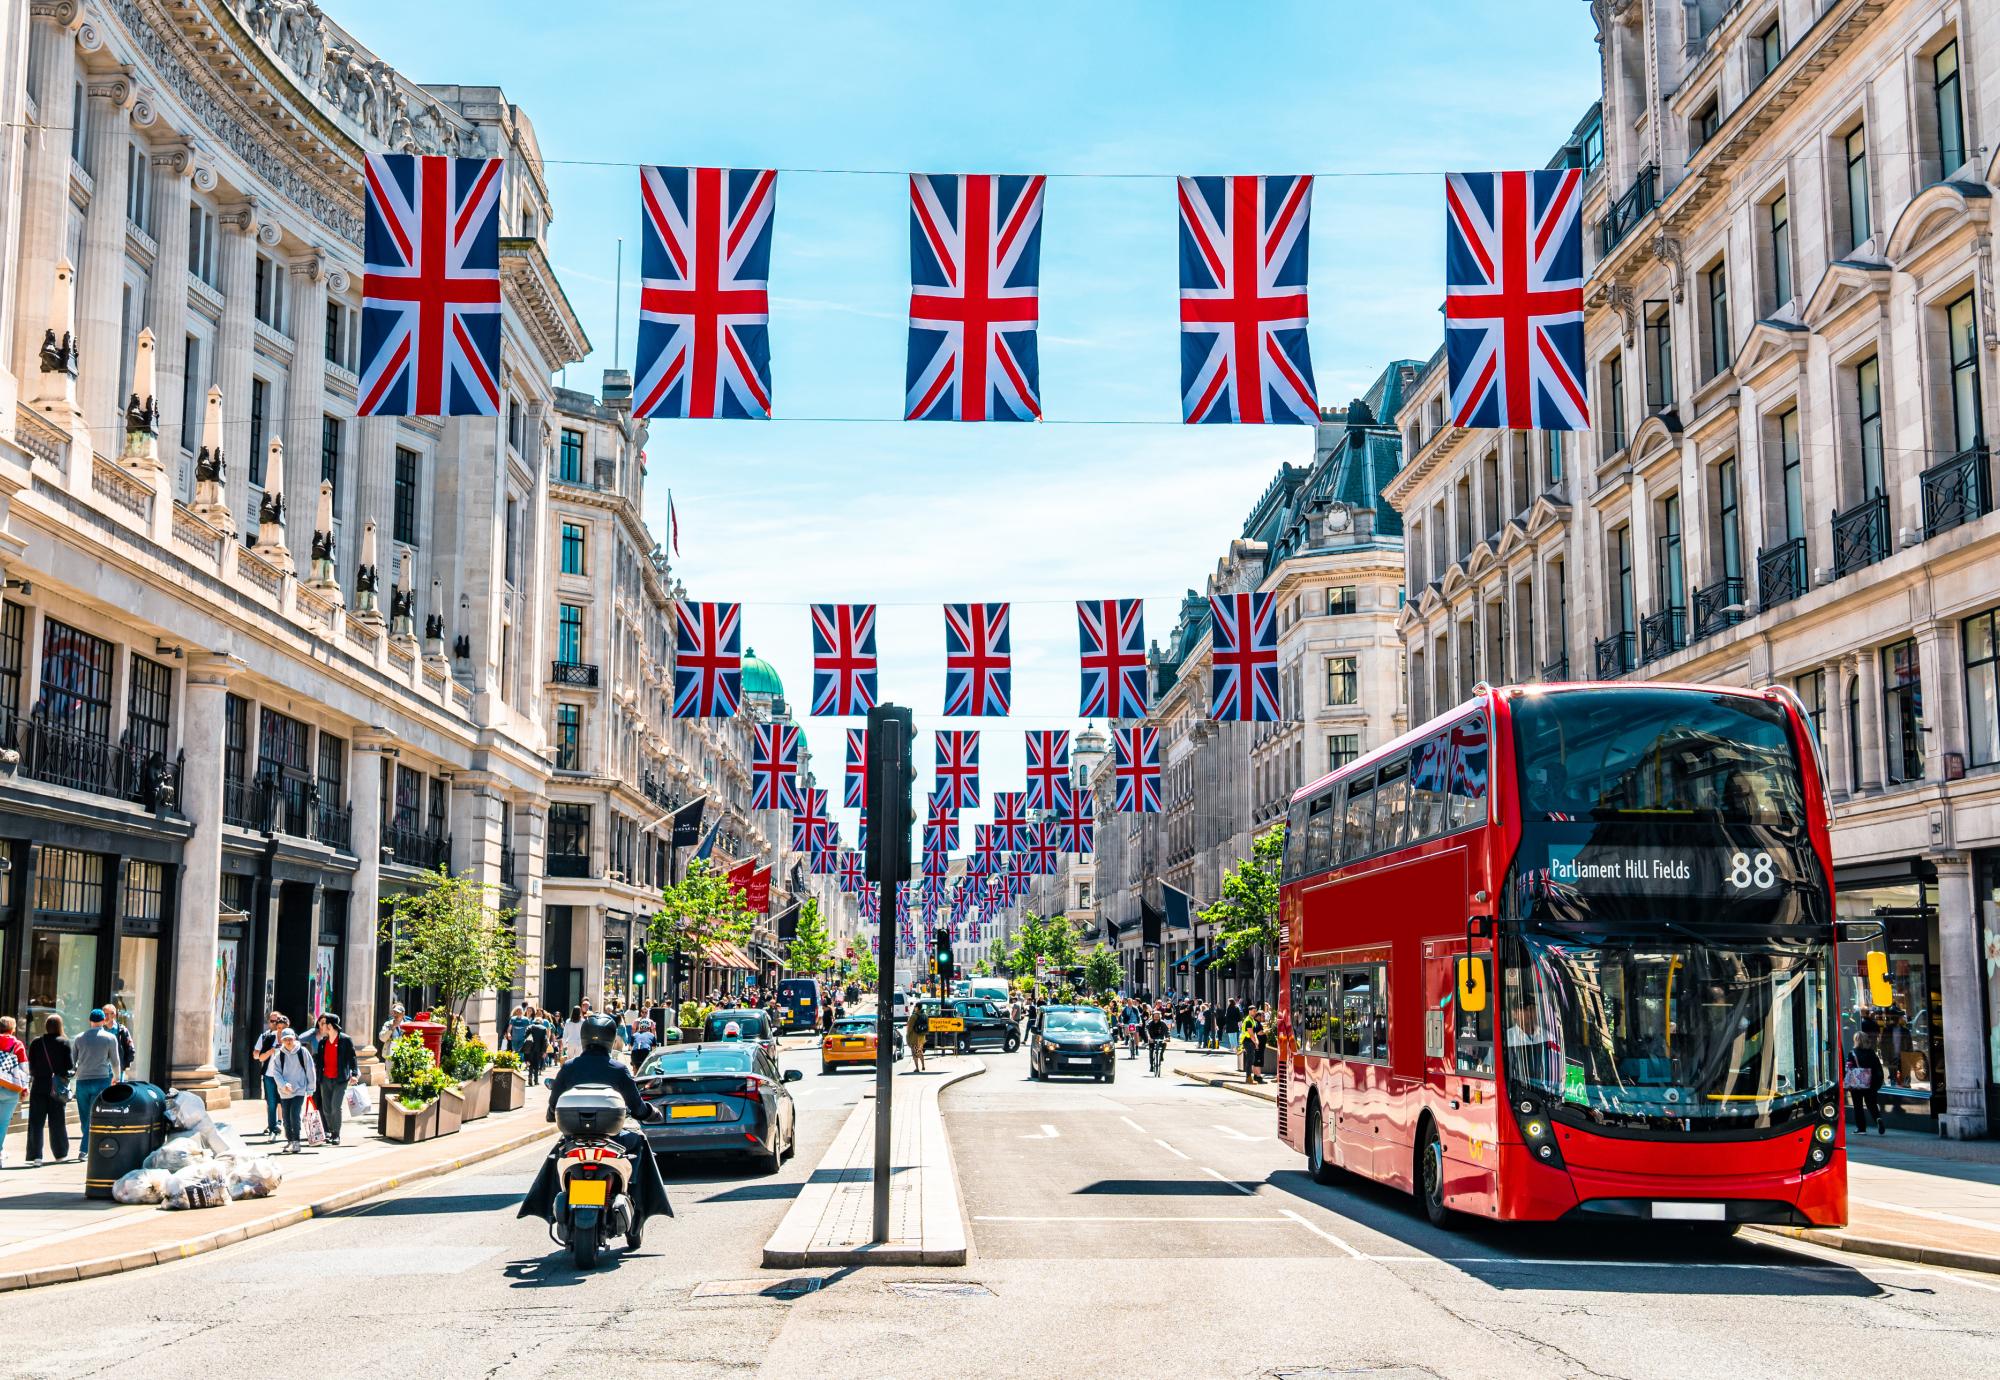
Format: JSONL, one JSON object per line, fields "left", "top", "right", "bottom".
{"left": 991, "top": 790, "right": 1029, "bottom": 853}
{"left": 943, "top": 603, "right": 1011, "bottom": 716}
{"left": 1114, "top": 725, "right": 1161, "bottom": 813}
{"left": 670, "top": 796, "right": 706, "bottom": 848}
{"left": 906, "top": 173, "right": 1045, "bottom": 422}
{"left": 1078, "top": 598, "right": 1148, "bottom": 719}
{"left": 636, "top": 165, "right": 776, "bottom": 419}
{"left": 1177, "top": 174, "right": 1316, "bottom": 424}
{"left": 791, "top": 787, "right": 830, "bottom": 854}
{"left": 747, "top": 865, "right": 773, "bottom": 915}
{"left": 1024, "top": 730, "right": 1071, "bottom": 813}
{"left": 1057, "top": 778, "right": 1094, "bottom": 855}
{"left": 726, "top": 858, "right": 756, "bottom": 899}
{"left": 673, "top": 601, "right": 743, "bottom": 718}
{"left": 751, "top": 723, "right": 803, "bottom": 811}
{"left": 1444, "top": 169, "right": 1588, "bottom": 431}
{"left": 811, "top": 603, "right": 879, "bottom": 716}
{"left": 359, "top": 154, "right": 503, "bottom": 417}
{"left": 845, "top": 729, "right": 869, "bottom": 810}
{"left": 934, "top": 729, "right": 981, "bottom": 812}
{"left": 1208, "top": 591, "right": 1280, "bottom": 721}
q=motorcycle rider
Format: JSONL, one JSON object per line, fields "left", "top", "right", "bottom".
{"left": 518, "top": 1013, "right": 673, "bottom": 1243}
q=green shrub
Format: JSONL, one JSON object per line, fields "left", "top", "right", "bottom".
{"left": 490, "top": 1049, "right": 521, "bottom": 1071}
{"left": 447, "top": 1035, "right": 491, "bottom": 1080}
{"left": 386, "top": 1033, "right": 437, "bottom": 1086}
{"left": 395, "top": 1064, "right": 452, "bottom": 1110}
{"left": 677, "top": 1001, "right": 715, "bottom": 1033}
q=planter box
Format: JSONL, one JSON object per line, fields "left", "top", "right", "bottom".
{"left": 435, "top": 1083, "right": 465, "bottom": 1135}
{"left": 378, "top": 1091, "right": 441, "bottom": 1144}
{"left": 490, "top": 1068, "right": 526, "bottom": 1112}
{"left": 459, "top": 1069, "right": 493, "bottom": 1121}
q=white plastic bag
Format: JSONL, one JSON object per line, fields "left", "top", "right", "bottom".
{"left": 225, "top": 1154, "right": 283, "bottom": 1200}
{"left": 162, "top": 1088, "right": 209, "bottom": 1131}
{"left": 112, "top": 1167, "right": 171, "bottom": 1204}
{"left": 142, "top": 1132, "right": 207, "bottom": 1173}
{"left": 162, "top": 1160, "right": 229, "bottom": 1210}
{"left": 344, "top": 1084, "right": 372, "bottom": 1120}
{"left": 198, "top": 1119, "right": 251, "bottom": 1159}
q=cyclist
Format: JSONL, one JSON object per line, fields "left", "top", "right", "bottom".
{"left": 1144, "top": 1006, "right": 1170, "bottom": 1077}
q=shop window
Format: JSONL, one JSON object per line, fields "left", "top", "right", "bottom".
{"left": 1883, "top": 639, "right": 1925, "bottom": 784}
{"left": 36, "top": 847, "right": 106, "bottom": 919}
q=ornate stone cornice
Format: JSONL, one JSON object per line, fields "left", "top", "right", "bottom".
{"left": 32, "top": 1, "right": 85, "bottom": 28}
{"left": 151, "top": 137, "right": 195, "bottom": 177}
{"left": 85, "top": 68, "right": 139, "bottom": 110}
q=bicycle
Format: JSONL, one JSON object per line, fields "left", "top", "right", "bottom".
{"left": 1148, "top": 1039, "right": 1166, "bottom": 1077}
{"left": 1124, "top": 1024, "right": 1141, "bottom": 1059}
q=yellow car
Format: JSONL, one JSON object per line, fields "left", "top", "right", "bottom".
{"left": 820, "top": 1016, "right": 902, "bottom": 1072}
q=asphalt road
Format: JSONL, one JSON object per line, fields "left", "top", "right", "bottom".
{"left": 12, "top": 1038, "right": 2000, "bottom": 1380}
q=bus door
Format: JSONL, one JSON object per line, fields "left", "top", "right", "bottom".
{"left": 1425, "top": 938, "right": 1498, "bottom": 1205}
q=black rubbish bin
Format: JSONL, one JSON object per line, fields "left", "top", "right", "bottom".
{"left": 84, "top": 1081, "right": 169, "bottom": 1199}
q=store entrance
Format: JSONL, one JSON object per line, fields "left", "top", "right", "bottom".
{"left": 1835, "top": 874, "right": 1942, "bottom": 1127}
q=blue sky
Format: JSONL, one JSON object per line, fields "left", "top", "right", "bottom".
{"left": 356, "top": 0, "right": 1599, "bottom": 840}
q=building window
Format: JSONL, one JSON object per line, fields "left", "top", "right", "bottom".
{"left": 1855, "top": 356, "right": 1884, "bottom": 496}
{"left": 1716, "top": 456, "right": 1742, "bottom": 583}
{"left": 393, "top": 764, "right": 421, "bottom": 831}
{"left": 560, "top": 523, "right": 586, "bottom": 575}
{"left": 1613, "top": 523, "right": 1635, "bottom": 638}
{"left": 187, "top": 204, "right": 216, "bottom": 286}
{"left": 559, "top": 429, "right": 584, "bottom": 483}
{"left": 122, "top": 860, "right": 164, "bottom": 922}
{"left": 1843, "top": 125, "right": 1871, "bottom": 249}
{"left": 126, "top": 654, "right": 173, "bottom": 759}
{"left": 1755, "top": 19, "right": 1782, "bottom": 79}
{"left": 1605, "top": 354, "right": 1627, "bottom": 452}
{"left": 1543, "top": 430, "right": 1563, "bottom": 488}
{"left": 393, "top": 447, "right": 419, "bottom": 545}
{"left": 1795, "top": 669, "right": 1827, "bottom": 758}
{"left": 1704, "top": 260, "right": 1730, "bottom": 378}
{"left": 1644, "top": 302, "right": 1674, "bottom": 410}
{"left": 324, "top": 301, "right": 343, "bottom": 367}
{"left": 558, "top": 605, "right": 583, "bottom": 665}
{"left": 1935, "top": 40, "right": 1966, "bottom": 177}
{"left": 428, "top": 776, "right": 447, "bottom": 840}
{"left": 555, "top": 703, "right": 582, "bottom": 771}
{"left": 1967, "top": 607, "right": 2000, "bottom": 767}
{"left": 125, "top": 143, "right": 152, "bottom": 235}
{"left": 224, "top": 693, "right": 248, "bottom": 787}
{"left": 1656, "top": 493, "right": 1684, "bottom": 613}
{"left": 508, "top": 397, "right": 524, "bottom": 452}
{"left": 1947, "top": 292, "right": 1983, "bottom": 453}
{"left": 1692, "top": 98, "right": 1719, "bottom": 148}
{"left": 1329, "top": 734, "right": 1360, "bottom": 770}
{"left": 1883, "top": 639, "right": 1924, "bottom": 784}
{"left": 0, "top": 601, "right": 23, "bottom": 730}
{"left": 70, "top": 81, "right": 85, "bottom": 162}
{"left": 317, "top": 731, "right": 345, "bottom": 805}
{"left": 1777, "top": 408, "right": 1804, "bottom": 542}
{"left": 1768, "top": 192, "right": 1793, "bottom": 309}
{"left": 248, "top": 378, "right": 268, "bottom": 487}
{"left": 36, "top": 847, "right": 105, "bottom": 919}
{"left": 252, "top": 255, "right": 286, "bottom": 334}
{"left": 549, "top": 802, "right": 591, "bottom": 859}
{"left": 1326, "top": 585, "right": 1357, "bottom": 616}
{"left": 1325, "top": 656, "right": 1358, "bottom": 707}
{"left": 180, "top": 336, "right": 203, "bottom": 458}
{"left": 39, "top": 618, "right": 114, "bottom": 738}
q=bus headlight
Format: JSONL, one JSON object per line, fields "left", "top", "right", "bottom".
{"left": 1511, "top": 1097, "right": 1565, "bottom": 1170}
{"left": 1801, "top": 1097, "right": 1840, "bottom": 1175}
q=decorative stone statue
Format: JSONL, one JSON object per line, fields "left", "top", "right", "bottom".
{"left": 388, "top": 90, "right": 414, "bottom": 153}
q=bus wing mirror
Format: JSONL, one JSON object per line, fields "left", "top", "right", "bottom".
{"left": 1838, "top": 920, "right": 1885, "bottom": 945}
{"left": 1864, "top": 950, "right": 1895, "bottom": 1009}
{"left": 1457, "top": 956, "right": 1488, "bottom": 1013}
{"left": 1466, "top": 914, "right": 1495, "bottom": 940}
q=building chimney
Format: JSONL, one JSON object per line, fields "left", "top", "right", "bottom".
{"left": 602, "top": 368, "right": 633, "bottom": 411}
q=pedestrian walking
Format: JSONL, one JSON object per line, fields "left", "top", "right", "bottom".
{"left": 0, "top": 1017, "right": 28, "bottom": 1167}
{"left": 268, "top": 1028, "right": 315, "bottom": 1153}
{"left": 506, "top": 1005, "right": 530, "bottom": 1054}
{"left": 70, "top": 1008, "right": 123, "bottom": 1147}
{"left": 520, "top": 1014, "right": 551, "bottom": 1085}
{"left": 100, "top": 1002, "right": 138, "bottom": 1078}
{"left": 311, "top": 1014, "right": 358, "bottom": 1146}
{"left": 561, "top": 1007, "right": 584, "bottom": 1061}
{"left": 906, "top": 1003, "right": 928, "bottom": 1073}
{"left": 1847, "top": 1030, "right": 1887, "bottom": 1135}
{"left": 1224, "top": 998, "right": 1242, "bottom": 1052}
{"left": 26, "top": 1015, "right": 74, "bottom": 1165}
{"left": 253, "top": 1011, "right": 286, "bottom": 1137}
{"left": 378, "top": 1003, "right": 406, "bottom": 1064}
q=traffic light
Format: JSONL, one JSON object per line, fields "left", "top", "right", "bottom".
{"left": 935, "top": 929, "right": 955, "bottom": 985}
{"left": 864, "top": 704, "right": 914, "bottom": 884}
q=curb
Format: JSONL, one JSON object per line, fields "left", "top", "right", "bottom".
{"left": 762, "top": 1061, "right": 984, "bottom": 1269}
{"left": 1176, "top": 1066, "right": 1279, "bottom": 1104}
{"left": 0, "top": 1118, "right": 555, "bottom": 1294}
{"left": 1752, "top": 1224, "right": 2000, "bottom": 1277}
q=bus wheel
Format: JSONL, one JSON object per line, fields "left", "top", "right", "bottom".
{"left": 1305, "top": 1099, "right": 1336, "bottom": 1185}
{"left": 1418, "top": 1123, "right": 1458, "bottom": 1229}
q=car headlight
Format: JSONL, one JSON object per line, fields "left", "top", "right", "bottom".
{"left": 1098, "top": 1042, "right": 1114, "bottom": 1053}
{"left": 1042, "top": 1038, "right": 1059, "bottom": 1052}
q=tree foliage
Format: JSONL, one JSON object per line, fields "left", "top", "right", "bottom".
{"left": 1007, "top": 912, "right": 1082, "bottom": 979}
{"left": 649, "top": 857, "right": 755, "bottom": 980}
{"left": 853, "top": 950, "right": 879, "bottom": 989}
{"left": 380, "top": 868, "right": 521, "bottom": 1032}
{"left": 785, "top": 898, "right": 833, "bottom": 977}
{"left": 1201, "top": 825, "right": 1286, "bottom": 962}
{"left": 1082, "top": 943, "right": 1122, "bottom": 999}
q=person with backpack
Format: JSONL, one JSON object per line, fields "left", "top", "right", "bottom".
{"left": 0, "top": 1017, "right": 28, "bottom": 1167}
{"left": 520, "top": 1013, "right": 551, "bottom": 1085}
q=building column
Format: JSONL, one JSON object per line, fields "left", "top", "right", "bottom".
{"left": 73, "top": 63, "right": 133, "bottom": 475}
{"left": 1917, "top": 619, "right": 1964, "bottom": 782}
{"left": 1825, "top": 659, "right": 1853, "bottom": 802}
{"left": 1934, "top": 855, "right": 1989, "bottom": 1139}
{"left": 448, "top": 773, "right": 504, "bottom": 1038}
{"left": 144, "top": 140, "right": 193, "bottom": 478}
{"left": 344, "top": 736, "right": 389, "bottom": 1075}
{"left": 283, "top": 252, "right": 329, "bottom": 575}
{"left": 213, "top": 200, "right": 259, "bottom": 532}
{"left": 1855, "top": 646, "right": 1885, "bottom": 793}
{"left": 345, "top": 414, "right": 395, "bottom": 595}
{"left": 517, "top": 802, "right": 547, "bottom": 1007}
{"left": 10, "top": 2, "right": 80, "bottom": 398}
{"left": 168, "top": 652, "right": 235, "bottom": 1107}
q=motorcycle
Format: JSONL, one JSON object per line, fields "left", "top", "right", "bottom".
{"left": 547, "top": 1086, "right": 655, "bottom": 1268}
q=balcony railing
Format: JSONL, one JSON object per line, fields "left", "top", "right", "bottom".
{"left": 384, "top": 820, "right": 451, "bottom": 871}
{"left": 550, "top": 660, "right": 600, "bottom": 687}
{"left": 500, "top": 846, "right": 517, "bottom": 888}
{"left": 1692, "top": 576, "right": 1745, "bottom": 641}
{"left": 1540, "top": 654, "right": 1570, "bottom": 683}
{"left": 1831, "top": 492, "right": 1889, "bottom": 577}
{"left": 18, "top": 714, "right": 184, "bottom": 814}
{"left": 1640, "top": 607, "right": 1685, "bottom": 664}
{"left": 223, "top": 773, "right": 270, "bottom": 831}
{"left": 1921, "top": 444, "right": 1990, "bottom": 539}
{"left": 1756, "top": 537, "right": 1808, "bottom": 610}
{"left": 315, "top": 799, "right": 353, "bottom": 852}
{"left": 1600, "top": 163, "right": 1658, "bottom": 253}
{"left": 1594, "top": 632, "right": 1635, "bottom": 680}
{"left": 548, "top": 852, "right": 592, "bottom": 879}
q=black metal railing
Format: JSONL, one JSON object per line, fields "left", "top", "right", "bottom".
{"left": 641, "top": 771, "right": 676, "bottom": 811}
{"left": 1540, "top": 654, "right": 1570, "bottom": 682}
{"left": 1594, "top": 632, "right": 1635, "bottom": 680}
{"left": 1692, "top": 576, "right": 1745, "bottom": 641}
{"left": 1832, "top": 492, "right": 1889, "bottom": 577}
{"left": 1757, "top": 537, "right": 1809, "bottom": 610}
{"left": 274, "top": 776, "right": 312, "bottom": 837}
{"left": 1640, "top": 607, "right": 1686, "bottom": 664}
{"left": 1921, "top": 444, "right": 1989, "bottom": 539}
{"left": 384, "top": 820, "right": 451, "bottom": 870}
{"left": 548, "top": 852, "right": 591, "bottom": 879}
{"left": 550, "top": 660, "right": 599, "bottom": 687}
{"left": 223, "top": 773, "right": 270, "bottom": 830}
{"left": 1600, "top": 163, "right": 1658, "bottom": 253}
{"left": 19, "top": 714, "right": 184, "bottom": 814}
{"left": 315, "top": 799, "right": 352, "bottom": 851}
{"left": 499, "top": 846, "right": 516, "bottom": 887}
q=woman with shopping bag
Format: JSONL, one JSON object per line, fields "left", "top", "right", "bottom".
{"left": 268, "top": 1028, "right": 316, "bottom": 1153}
{"left": 311, "top": 1014, "right": 359, "bottom": 1146}
{"left": 0, "top": 1017, "right": 28, "bottom": 1167}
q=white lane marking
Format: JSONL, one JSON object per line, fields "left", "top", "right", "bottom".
{"left": 1154, "top": 1138, "right": 1190, "bottom": 1160}
{"left": 1201, "top": 1166, "right": 1256, "bottom": 1196}
{"left": 1019, "top": 1123, "right": 1060, "bottom": 1140}
{"left": 1278, "top": 1207, "right": 1364, "bottom": 1258}
{"left": 975, "top": 1214, "right": 1288, "bottom": 1224}
{"left": 1120, "top": 1116, "right": 1148, "bottom": 1135}
{"left": 1851, "top": 1194, "right": 2000, "bottom": 1237}
{"left": 1212, "top": 1124, "right": 1260, "bottom": 1141}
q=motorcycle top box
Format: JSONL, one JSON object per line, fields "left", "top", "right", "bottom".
{"left": 554, "top": 1086, "right": 628, "bottom": 1139}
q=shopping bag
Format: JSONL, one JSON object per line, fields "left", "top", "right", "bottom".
{"left": 344, "top": 1084, "right": 371, "bottom": 1120}
{"left": 301, "top": 1097, "right": 327, "bottom": 1147}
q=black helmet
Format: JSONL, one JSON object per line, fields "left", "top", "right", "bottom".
{"left": 581, "top": 1013, "right": 618, "bottom": 1051}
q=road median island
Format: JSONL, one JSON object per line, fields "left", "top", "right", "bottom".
{"left": 762, "top": 1058, "right": 984, "bottom": 1268}
{"left": 1175, "top": 1065, "right": 1278, "bottom": 1104}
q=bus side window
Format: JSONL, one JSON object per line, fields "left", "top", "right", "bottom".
{"left": 1345, "top": 772, "right": 1377, "bottom": 858}
{"left": 1376, "top": 758, "right": 1411, "bottom": 851}
{"left": 1410, "top": 736, "right": 1447, "bottom": 840}
{"left": 1454, "top": 957, "right": 1495, "bottom": 1076}
{"left": 1281, "top": 799, "right": 1307, "bottom": 881}
{"left": 1304, "top": 793, "right": 1334, "bottom": 874}
{"left": 1447, "top": 714, "right": 1490, "bottom": 829}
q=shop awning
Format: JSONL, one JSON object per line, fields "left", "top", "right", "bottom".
{"left": 1186, "top": 946, "right": 1216, "bottom": 970}
{"left": 749, "top": 940, "right": 781, "bottom": 965}
{"left": 701, "top": 941, "right": 756, "bottom": 971}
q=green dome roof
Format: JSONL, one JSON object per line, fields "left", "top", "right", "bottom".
{"left": 740, "top": 648, "right": 785, "bottom": 700}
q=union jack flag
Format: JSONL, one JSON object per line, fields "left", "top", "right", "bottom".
{"left": 791, "top": 787, "right": 829, "bottom": 855}
{"left": 1444, "top": 169, "right": 1588, "bottom": 431}
{"left": 991, "top": 790, "right": 1029, "bottom": 853}
{"left": 811, "top": 603, "right": 878, "bottom": 717}
{"left": 1023, "top": 730, "right": 1071, "bottom": 814}
{"left": 967, "top": 826, "right": 993, "bottom": 877}
{"left": 924, "top": 818, "right": 959, "bottom": 857}
{"left": 750, "top": 722, "right": 803, "bottom": 811}
{"left": 906, "top": 174, "right": 1045, "bottom": 422}
{"left": 359, "top": 154, "right": 503, "bottom": 417}
{"left": 943, "top": 603, "right": 1011, "bottom": 716}
{"left": 636, "top": 166, "right": 776, "bottom": 419}
{"left": 673, "top": 601, "right": 742, "bottom": 718}
{"left": 922, "top": 845, "right": 947, "bottom": 879}
{"left": 927, "top": 788, "right": 960, "bottom": 837}
{"left": 1114, "top": 725, "right": 1160, "bottom": 813}
{"left": 934, "top": 729, "right": 980, "bottom": 812}
{"left": 845, "top": 730, "right": 868, "bottom": 809}
{"left": 1007, "top": 853, "right": 1033, "bottom": 891}
{"left": 1208, "top": 591, "right": 1280, "bottom": 722}
{"left": 1026, "top": 820, "right": 1058, "bottom": 875}
{"left": 838, "top": 850, "right": 864, "bottom": 893}
{"left": 810, "top": 846, "right": 837, "bottom": 875}
{"left": 1078, "top": 598, "right": 1147, "bottom": 718}
{"left": 1057, "top": 778, "right": 1094, "bottom": 854}
{"left": 859, "top": 888, "right": 879, "bottom": 921}
{"left": 1177, "top": 175, "right": 1316, "bottom": 424}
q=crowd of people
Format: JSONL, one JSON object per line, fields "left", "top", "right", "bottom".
{"left": 1, "top": 1003, "right": 142, "bottom": 1168}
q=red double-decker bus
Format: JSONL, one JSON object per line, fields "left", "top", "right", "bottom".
{"left": 1276, "top": 682, "right": 1848, "bottom": 1232}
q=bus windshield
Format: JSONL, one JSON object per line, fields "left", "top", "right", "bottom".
{"left": 1503, "top": 933, "right": 1837, "bottom": 1127}
{"left": 1511, "top": 688, "right": 1806, "bottom": 833}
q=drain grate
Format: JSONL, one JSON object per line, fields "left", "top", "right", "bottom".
{"left": 691, "top": 1276, "right": 823, "bottom": 1300}
{"left": 889, "top": 1280, "right": 994, "bottom": 1299}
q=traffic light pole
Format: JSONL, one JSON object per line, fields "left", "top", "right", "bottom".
{"left": 868, "top": 708, "right": 910, "bottom": 1245}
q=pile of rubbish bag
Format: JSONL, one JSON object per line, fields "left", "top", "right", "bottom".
{"left": 111, "top": 1088, "right": 284, "bottom": 1210}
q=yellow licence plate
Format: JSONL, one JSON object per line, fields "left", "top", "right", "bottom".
{"left": 671, "top": 1103, "right": 717, "bottom": 1119}
{"left": 567, "top": 1178, "right": 607, "bottom": 1206}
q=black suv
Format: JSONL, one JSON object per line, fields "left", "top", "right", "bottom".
{"left": 1029, "top": 1006, "right": 1116, "bottom": 1082}
{"left": 916, "top": 998, "right": 1020, "bottom": 1054}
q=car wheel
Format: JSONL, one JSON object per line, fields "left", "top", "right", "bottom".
{"left": 759, "top": 1135, "right": 784, "bottom": 1176}
{"left": 1004, "top": 1035, "right": 1019, "bottom": 1053}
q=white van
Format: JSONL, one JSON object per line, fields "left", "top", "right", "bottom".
{"left": 965, "top": 977, "right": 1010, "bottom": 1006}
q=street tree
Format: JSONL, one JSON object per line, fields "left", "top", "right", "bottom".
{"left": 1082, "top": 943, "right": 1122, "bottom": 999}
{"left": 648, "top": 857, "right": 755, "bottom": 1003}
{"left": 785, "top": 898, "right": 833, "bottom": 977}
{"left": 853, "top": 950, "right": 879, "bottom": 990}
{"left": 1202, "top": 826, "right": 1286, "bottom": 996}
{"left": 380, "top": 867, "right": 522, "bottom": 1040}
